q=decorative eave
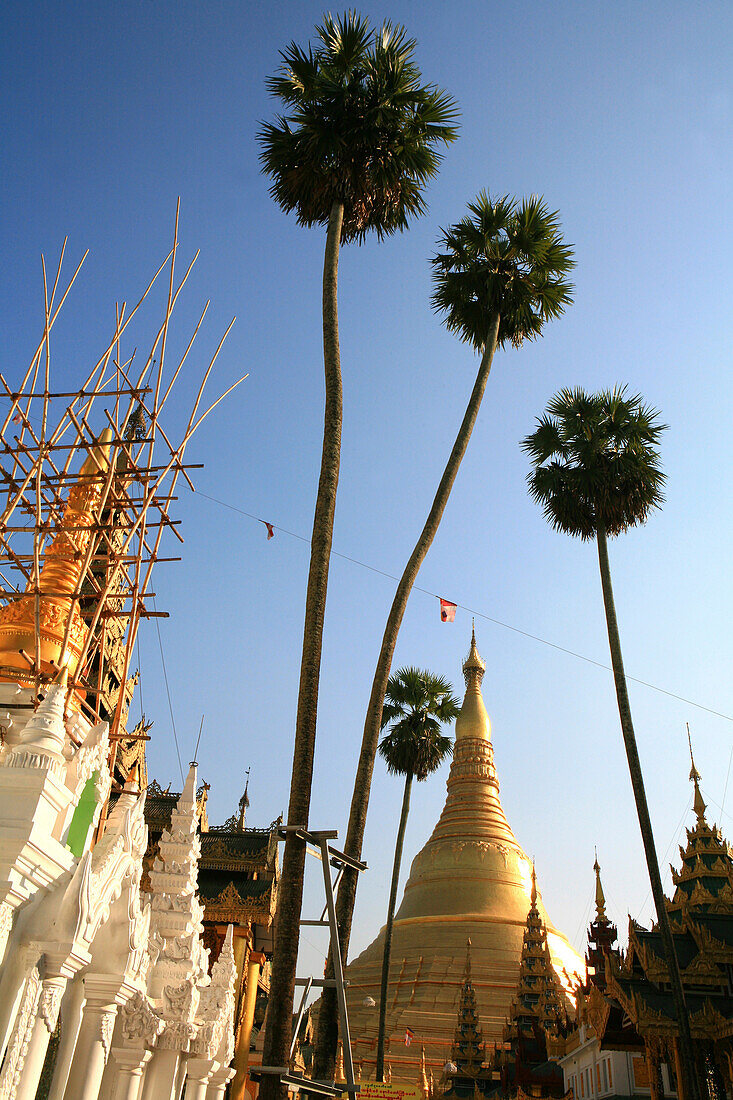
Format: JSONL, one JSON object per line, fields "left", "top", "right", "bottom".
{"left": 201, "top": 880, "right": 275, "bottom": 926}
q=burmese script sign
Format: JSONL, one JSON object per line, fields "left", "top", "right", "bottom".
{"left": 356, "top": 1084, "right": 423, "bottom": 1100}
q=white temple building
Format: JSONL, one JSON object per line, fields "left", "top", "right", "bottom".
{"left": 0, "top": 429, "right": 238, "bottom": 1099}
{"left": 0, "top": 674, "right": 236, "bottom": 1100}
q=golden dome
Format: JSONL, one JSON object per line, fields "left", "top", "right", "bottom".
{"left": 345, "top": 628, "right": 582, "bottom": 1084}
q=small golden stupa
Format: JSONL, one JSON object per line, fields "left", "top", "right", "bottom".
{"left": 0, "top": 429, "right": 112, "bottom": 685}
{"left": 345, "top": 628, "right": 582, "bottom": 1082}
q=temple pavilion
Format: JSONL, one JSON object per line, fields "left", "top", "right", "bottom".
{"left": 344, "top": 630, "right": 582, "bottom": 1084}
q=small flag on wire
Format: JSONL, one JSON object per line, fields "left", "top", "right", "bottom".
{"left": 264, "top": 522, "right": 275, "bottom": 540}
{"left": 405, "top": 1027, "right": 414, "bottom": 1047}
{"left": 12, "top": 411, "right": 21, "bottom": 425}
{"left": 439, "top": 598, "right": 457, "bottom": 622}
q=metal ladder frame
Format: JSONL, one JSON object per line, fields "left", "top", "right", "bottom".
{"left": 252, "top": 826, "right": 367, "bottom": 1100}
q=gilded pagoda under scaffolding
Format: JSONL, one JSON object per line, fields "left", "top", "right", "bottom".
{"left": 0, "top": 228, "right": 247, "bottom": 1100}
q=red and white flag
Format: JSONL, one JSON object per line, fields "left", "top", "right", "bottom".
{"left": 12, "top": 411, "right": 21, "bottom": 425}
{"left": 439, "top": 598, "right": 457, "bottom": 622}
{"left": 405, "top": 1027, "right": 415, "bottom": 1047}
{"left": 264, "top": 522, "right": 275, "bottom": 540}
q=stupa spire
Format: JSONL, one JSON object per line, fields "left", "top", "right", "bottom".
{"left": 584, "top": 853, "right": 617, "bottom": 992}
{"left": 666, "top": 736, "right": 733, "bottom": 917}
{"left": 238, "top": 768, "right": 251, "bottom": 830}
{"left": 343, "top": 632, "right": 584, "bottom": 1080}
{"left": 593, "top": 850, "right": 607, "bottom": 921}
{"left": 687, "top": 723, "right": 707, "bottom": 824}
{"left": 451, "top": 938, "right": 484, "bottom": 1077}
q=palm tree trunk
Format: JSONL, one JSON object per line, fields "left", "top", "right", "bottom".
{"left": 596, "top": 522, "right": 700, "bottom": 1100}
{"left": 260, "top": 199, "right": 344, "bottom": 1100}
{"left": 376, "top": 770, "right": 413, "bottom": 1081}
{"left": 312, "top": 313, "right": 501, "bottom": 1083}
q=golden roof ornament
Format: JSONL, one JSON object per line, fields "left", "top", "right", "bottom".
{"left": 462, "top": 620, "right": 486, "bottom": 681}
{"left": 455, "top": 626, "right": 491, "bottom": 743}
{"left": 463, "top": 937, "right": 473, "bottom": 982}
{"left": 687, "top": 723, "right": 707, "bottom": 824}
{"left": 530, "top": 862, "right": 538, "bottom": 908}
{"left": 0, "top": 428, "right": 113, "bottom": 685}
{"left": 594, "top": 850, "right": 607, "bottom": 920}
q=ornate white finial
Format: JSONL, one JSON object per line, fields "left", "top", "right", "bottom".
{"left": 7, "top": 679, "right": 69, "bottom": 775}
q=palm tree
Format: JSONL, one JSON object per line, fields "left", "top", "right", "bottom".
{"left": 314, "top": 194, "right": 574, "bottom": 1082}
{"left": 375, "top": 668, "right": 459, "bottom": 1081}
{"left": 258, "top": 16, "right": 457, "bottom": 1095}
{"left": 522, "top": 386, "right": 699, "bottom": 1100}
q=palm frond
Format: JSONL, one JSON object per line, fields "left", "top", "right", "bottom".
{"left": 378, "top": 666, "right": 459, "bottom": 780}
{"left": 523, "top": 386, "right": 667, "bottom": 539}
{"left": 431, "top": 193, "right": 574, "bottom": 351}
{"left": 258, "top": 12, "right": 459, "bottom": 244}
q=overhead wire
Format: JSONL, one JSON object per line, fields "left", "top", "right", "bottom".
{"left": 193, "top": 489, "right": 733, "bottom": 724}
{"left": 152, "top": 595, "right": 185, "bottom": 784}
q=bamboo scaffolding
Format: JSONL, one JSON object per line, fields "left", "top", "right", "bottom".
{"left": 0, "top": 212, "right": 245, "bottom": 784}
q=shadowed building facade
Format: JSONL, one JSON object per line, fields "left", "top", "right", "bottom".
{"left": 344, "top": 631, "right": 582, "bottom": 1084}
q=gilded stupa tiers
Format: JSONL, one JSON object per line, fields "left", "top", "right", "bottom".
{"left": 345, "top": 630, "right": 582, "bottom": 1083}
{"left": 0, "top": 429, "right": 113, "bottom": 684}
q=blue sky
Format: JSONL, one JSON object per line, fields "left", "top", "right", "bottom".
{"left": 2, "top": 1, "right": 732, "bottom": 975}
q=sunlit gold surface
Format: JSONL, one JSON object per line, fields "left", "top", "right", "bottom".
{"left": 345, "top": 631, "right": 582, "bottom": 1083}
{"left": 0, "top": 430, "right": 112, "bottom": 683}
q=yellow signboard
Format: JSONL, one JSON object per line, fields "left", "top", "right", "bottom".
{"left": 358, "top": 1083, "right": 423, "bottom": 1100}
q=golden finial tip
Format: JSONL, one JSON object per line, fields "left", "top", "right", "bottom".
{"left": 593, "top": 853, "right": 607, "bottom": 920}
{"left": 463, "top": 626, "right": 485, "bottom": 680}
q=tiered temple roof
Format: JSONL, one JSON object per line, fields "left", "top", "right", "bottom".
{"left": 141, "top": 778, "right": 280, "bottom": 939}
{"left": 451, "top": 940, "right": 484, "bottom": 1077}
{"left": 594, "top": 745, "right": 733, "bottom": 1100}
{"left": 503, "top": 867, "right": 568, "bottom": 1046}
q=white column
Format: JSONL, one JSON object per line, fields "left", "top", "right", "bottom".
{"left": 48, "top": 974, "right": 86, "bottom": 1100}
{"left": 175, "top": 1056, "right": 189, "bottom": 1100}
{"left": 206, "top": 1067, "right": 235, "bottom": 1099}
{"left": 15, "top": 975, "right": 67, "bottom": 1100}
{"left": 184, "top": 1057, "right": 214, "bottom": 1100}
{"left": 139, "top": 1047, "right": 181, "bottom": 1100}
{"left": 63, "top": 998, "right": 118, "bottom": 1100}
{"left": 106, "top": 1048, "right": 152, "bottom": 1100}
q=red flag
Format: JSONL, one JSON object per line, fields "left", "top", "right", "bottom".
{"left": 405, "top": 1027, "right": 414, "bottom": 1047}
{"left": 264, "top": 522, "right": 274, "bottom": 540}
{"left": 12, "top": 412, "right": 21, "bottom": 425}
{"left": 439, "top": 598, "right": 457, "bottom": 622}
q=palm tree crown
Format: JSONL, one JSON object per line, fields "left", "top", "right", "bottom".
{"left": 522, "top": 385, "right": 667, "bottom": 540}
{"left": 431, "top": 193, "right": 574, "bottom": 349}
{"left": 379, "top": 667, "right": 460, "bottom": 780}
{"left": 258, "top": 12, "right": 459, "bottom": 244}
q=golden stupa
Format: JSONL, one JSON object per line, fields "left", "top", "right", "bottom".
{"left": 0, "top": 429, "right": 112, "bottom": 684}
{"left": 345, "top": 629, "right": 583, "bottom": 1082}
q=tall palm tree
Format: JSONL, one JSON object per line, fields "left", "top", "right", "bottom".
{"left": 258, "top": 16, "right": 457, "bottom": 1095}
{"left": 522, "top": 386, "right": 699, "bottom": 1100}
{"left": 375, "top": 668, "right": 459, "bottom": 1081}
{"left": 313, "top": 193, "right": 574, "bottom": 1082}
